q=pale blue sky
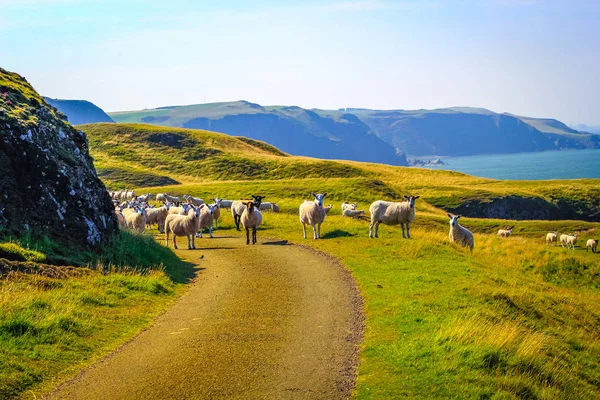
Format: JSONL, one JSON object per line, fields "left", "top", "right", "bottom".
{"left": 1, "top": 0, "right": 598, "bottom": 125}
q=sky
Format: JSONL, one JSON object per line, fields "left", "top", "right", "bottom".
{"left": 1, "top": 0, "right": 599, "bottom": 125}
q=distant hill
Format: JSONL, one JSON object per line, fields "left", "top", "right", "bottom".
{"left": 110, "top": 101, "right": 408, "bottom": 166}
{"left": 44, "top": 97, "right": 114, "bottom": 125}
{"left": 572, "top": 123, "right": 600, "bottom": 135}
{"left": 111, "top": 103, "right": 599, "bottom": 158}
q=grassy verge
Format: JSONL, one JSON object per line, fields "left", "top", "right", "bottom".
{"left": 0, "top": 232, "right": 195, "bottom": 399}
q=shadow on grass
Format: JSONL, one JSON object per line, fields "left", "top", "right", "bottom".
{"left": 322, "top": 230, "right": 355, "bottom": 239}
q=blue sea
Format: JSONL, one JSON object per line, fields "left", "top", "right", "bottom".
{"left": 419, "top": 149, "right": 600, "bottom": 180}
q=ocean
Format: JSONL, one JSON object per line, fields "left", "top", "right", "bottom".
{"left": 419, "top": 149, "right": 600, "bottom": 180}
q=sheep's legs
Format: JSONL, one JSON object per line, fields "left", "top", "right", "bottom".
{"left": 190, "top": 234, "right": 196, "bottom": 250}
{"left": 235, "top": 215, "right": 241, "bottom": 231}
{"left": 406, "top": 223, "right": 411, "bottom": 239}
{"left": 369, "top": 222, "right": 374, "bottom": 238}
{"left": 173, "top": 235, "right": 178, "bottom": 249}
{"left": 302, "top": 223, "right": 307, "bottom": 239}
{"left": 375, "top": 222, "right": 380, "bottom": 238}
{"left": 317, "top": 223, "right": 321, "bottom": 239}
{"left": 165, "top": 231, "right": 169, "bottom": 247}
{"left": 312, "top": 224, "right": 317, "bottom": 240}
{"left": 252, "top": 227, "right": 257, "bottom": 244}
{"left": 245, "top": 228, "right": 250, "bottom": 245}
{"left": 209, "top": 226, "right": 213, "bottom": 238}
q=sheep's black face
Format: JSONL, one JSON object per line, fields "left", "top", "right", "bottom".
{"left": 448, "top": 214, "right": 459, "bottom": 226}
{"left": 251, "top": 195, "right": 264, "bottom": 206}
{"left": 404, "top": 195, "right": 420, "bottom": 209}
{"left": 312, "top": 193, "right": 326, "bottom": 207}
{"left": 207, "top": 205, "right": 215, "bottom": 215}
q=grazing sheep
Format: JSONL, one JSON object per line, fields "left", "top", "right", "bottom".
{"left": 560, "top": 234, "right": 570, "bottom": 247}
{"left": 586, "top": 239, "right": 598, "bottom": 253}
{"left": 546, "top": 232, "right": 558, "bottom": 246}
{"left": 241, "top": 201, "right": 263, "bottom": 245}
{"left": 566, "top": 234, "right": 578, "bottom": 250}
{"left": 448, "top": 214, "right": 474, "bottom": 251}
{"left": 271, "top": 203, "right": 280, "bottom": 213}
{"left": 258, "top": 202, "right": 272, "bottom": 211}
{"left": 211, "top": 198, "right": 222, "bottom": 229}
{"left": 369, "top": 196, "right": 420, "bottom": 239}
{"left": 156, "top": 193, "right": 180, "bottom": 203}
{"left": 232, "top": 195, "right": 264, "bottom": 231}
{"left": 145, "top": 202, "right": 171, "bottom": 233}
{"left": 197, "top": 204, "right": 215, "bottom": 238}
{"left": 497, "top": 228, "right": 513, "bottom": 238}
{"left": 341, "top": 202, "right": 357, "bottom": 212}
{"left": 183, "top": 195, "right": 204, "bottom": 206}
{"left": 219, "top": 200, "right": 234, "bottom": 210}
{"left": 164, "top": 206, "right": 201, "bottom": 250}
{"left": 343, "top": 209, "right": 365, "bottom": 219}
{"left": 299, "top": 193, "right": 327, "bottom": 239}
{"left": 122, "top": 206, "right": 146, "bottom": 232}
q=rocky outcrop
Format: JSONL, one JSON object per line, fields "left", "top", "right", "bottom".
{"left": 0, "top": 68, "right": 118, "bottom": 247}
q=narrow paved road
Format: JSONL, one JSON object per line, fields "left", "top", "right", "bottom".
{"left": 46, "top": 236, "right": 363, "bottom": 399}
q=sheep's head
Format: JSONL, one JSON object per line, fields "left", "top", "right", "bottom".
{"left": 311, "top": 192, "right": 327, "bottom": 206}
{"left": 163, "top": 201, "right": 171, "bottom": 211}
{"left": 182, "top": 203, "right": 191, "bottom": 213}
{"left": 244, "top": 201, "right": 256, "bottom": 213}
{"left": 448, "top": 213, "right": 460, "bottom": 226}
{"left": 404, "top": 195, "right": 420, "bottom": 209}
{"left": 212, "top": 198, "right": 222, "bottom": 208}
{"left": 205, "top": 204, "right": 215, "bottom": 215}
{"left": 251, "top": 195, "right": 264, "bottom": 206}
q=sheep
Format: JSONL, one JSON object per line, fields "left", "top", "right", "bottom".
{"left": 164, "top": 206, "right": 201, "bottom": 250}
{"left": 341, "top": 202, "right": 357, "bottom": 212}
{"left": 232, "top": 195, "right": 264, "bottom": 231}
{"left": 122, "top": 205, "right": 146, "bottom": 232}
{"left": 497, "top": 228, "right": 513, "bottom": 238}
{"left": 241, "top": 201, "right": 263, "bottom": 245}
{"left": 120, "top": 189, "right": 129, "bottom": 201}
{"left": 560, "top": 234, "right": 570, "bottom": 247}
{"left": 115, "top": 209, "right": 126, "bottom": 229}
{"left": 299, "top": 193, "right": 327, "bottom": 239}
{"left": 121, "top": 189, "right": 135, "bottom": 200}
{"left": 112, "top": 189, "right": 122, "bottom": 200}
{"left": 145, "top": 202, "right": 171, "bottom": 233}
{"left": 566, "top": 234, "right": 578, "bottom": 250}
{"left": 183, "top": 195, "right": 204, "bottom": 206}
{"left": 156, "top": 193, "right": 180, "bottom": 203}
{"left": 343, "top": 209, "right": 365, "bottom": 219}
{"left": 219, "top": 200, "right": 234, "bottom": 210}
{"left": 586, "top": 239, "right": 598, "bottom": 253}
{"left": 324, "top": 204, "right": 333, "bottom": 215}
{"left": 211, "top": 198, "right": 222, "bottom": 229}
{"left": 369, "top": 195, "right": 420, "bottom": 239}
{"left": 168, "top": 203, "right": 191, "bottom": 215}
{"left": 546, "top": 231, "right": 558, "bottom": 246}
{"left": 271, "top": 203, "right": 280, "bottom": 213}
{"left": 196, "top": 204, "right": 215, "bottom": 238}
{"left": 258, "top": 202, "right": 273, "bottom": 211}
{"left": 136, "top": 193, "right": 153, "bottom": 203}
{"left": 448, "top": 214, "right": 474, "bottom": 251}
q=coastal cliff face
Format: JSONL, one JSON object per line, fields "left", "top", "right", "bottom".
{"left": 0, "top": 68, "right": 118, "bottom": 247}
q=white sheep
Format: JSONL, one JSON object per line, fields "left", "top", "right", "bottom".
{"left": 145, "top": 202, "right": 171, "bottom": 233}
{"left": 560, "top": 234, "right": 570, "bottom": 247}
{"left": 219, "top": 200, "right": 234, "bottom": 210}
{"left": 369, "top": 196, "right": 420, "bottom": 239}
{"left": 324, "top": 204, "right": 333, "bottom": 215}
{"left": 566, "top": 234, "right": 578, "bottom": 250}
{"left": 115, "top": 209, "right": 126, "bottom": 229}
{"left": 497, "top": 228, "right": 513, "bottom": 238}
{"left": 164, "top": 206, "right": 201, "bottom": 250}
{"left": 586, "top": 239, "right": 598, "bottom": 253}
{"left": 122, "top": 205, "right": 146, "bottom": 232}
{"left": 448, "top": 214, "right": 474, "bottom": 251}
{"left": 271, "top": 203, "right": 280, "bottom": 213}
{"left": 168, "top": 203, "right": 191, "bottom": 215}
{"left": 197, "top": 204, "right": 215, "bottom": 238}
{"left": 232, "top": 195, "right": 264, "bottom": 231}
{"left": 341, "top": 202, "right": 357, "bottom": 212}
{"left": 343, "top": 209, "right": 365, "bottom": 219}
{"left": 258, "top": 202, "right": 272, "bottom": 211}
{"left": 136, "top": 193, "right": 153, "bottom": 203}
{"left": 546, "top": 232, "right": 558, "bottom": 246}
{"left": 184, "top": 194, "right": 204, "bottom": 206}
{"left": 211, "top": 198, "right": 222, "bottom": 229}
{"left": 299, "top": 193, "right": 327, "bottom": 239}
{"left": 241, "top": 201, "right": 263, "bottom": 245}
{"left": 156, "top": 193, "right": 180, "bottom": 203}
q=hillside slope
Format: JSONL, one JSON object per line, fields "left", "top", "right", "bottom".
{"left": 44, "top": 97, "right": 114, "bottom": 125}
{"left": 110, "top": 101, "right": 408, "bottom": 166}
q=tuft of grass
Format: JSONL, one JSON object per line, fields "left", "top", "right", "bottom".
{"left": 0, "top": 242, "right": 46, "bottom": 263}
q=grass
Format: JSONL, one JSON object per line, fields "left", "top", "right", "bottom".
{"left": 0, "top": 231, "right": 196, "bottom": 399}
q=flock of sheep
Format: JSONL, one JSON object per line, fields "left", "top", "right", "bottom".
{"left": 109, "top": 189, "right": 598, "bottom": 253}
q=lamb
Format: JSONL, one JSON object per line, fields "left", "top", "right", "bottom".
{"left": 196, "top": 204, "right": 215, "bottom": 238}
{"left": 183, "top": 195, "right": 204, "bottom": 206}
{"left": 122, "top": 205, "right": 146, "bottom": 232}
{"left": 546, "top": 231, "right": 558, "bottom": 246}
{"left": 586, "top": 239, "right": 598, "bottom": 253}
{"left": 324, "top": 204, "right": 333, "bottom": 215}
{"left": 566, "top": 234, "right": 578, "bottom": 250}
{"left": 341, "top": 202, "right": 357, "bottom": 212}
{"left": 164, "top": 206, "right": 201, "bottom": 250}
{"left": 241, "top": 201, "right": 263, "bottom": 245}
{"left": 211, "top": 198, "right": 222, "bottom": 229}
{"left": 145, "top": 202, "right": 171, "bottom": 233}
{"left": 232, "top": 195, "right": 264, "bottom": 231}
{"left": 497, "top": 228, "right": 513, "bottom": 238}
{"left": 343, "top": 209, "right": 365, "bottom": 219}
{"left": 156, "top": 193, "right": 180, "bottom": 203}
{"left": 560, "top": 234, "right": 570, "bottom": 247}
{"left": 369, "top": 195, "right": 420, "bottom": 239}
{"left": 448, "top": 214, "right": 474, "bottom": 251}
{"left": 299, "top": 193, "right": 327, "bottom": 239}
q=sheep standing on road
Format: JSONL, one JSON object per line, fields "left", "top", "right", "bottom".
{"left": 497, "top": 228, "right": 513, "bottom": 238}
{"left": 299, "top": 193, "right": 327, "bottom": 239}
{"left": 241, "top": 202, "right": 262, "bottom": 245}
{"left": 566, "top": 234, "right": 578, "bottom": 250}
{"left": 211, "top": 198, "right": 222, "bottom": 229}
{"left": 232, "top": 195, "right": 265, "bottom": 231}
{"left": 448, "top": 214, "right": 474, "bottom": 251}
{"left": 165, "top": 206, "right": 201, "bottom": 250}
{"left": 586, "top": 239, "right": 598, "bottom": 253}
{"left": 145, "top": 202, "right": 171, "bottom": 233}
{"left": 197, "top": 204, "right": 215, "bottom": 238}
{"left": 369, "top": 195, "right": 420, "bottom": 239}
{"left": 122, "top": 205, "right": 146, "bottom": 233}
{"left": 546, "top": 232, "right": 558, "bottom": 246}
